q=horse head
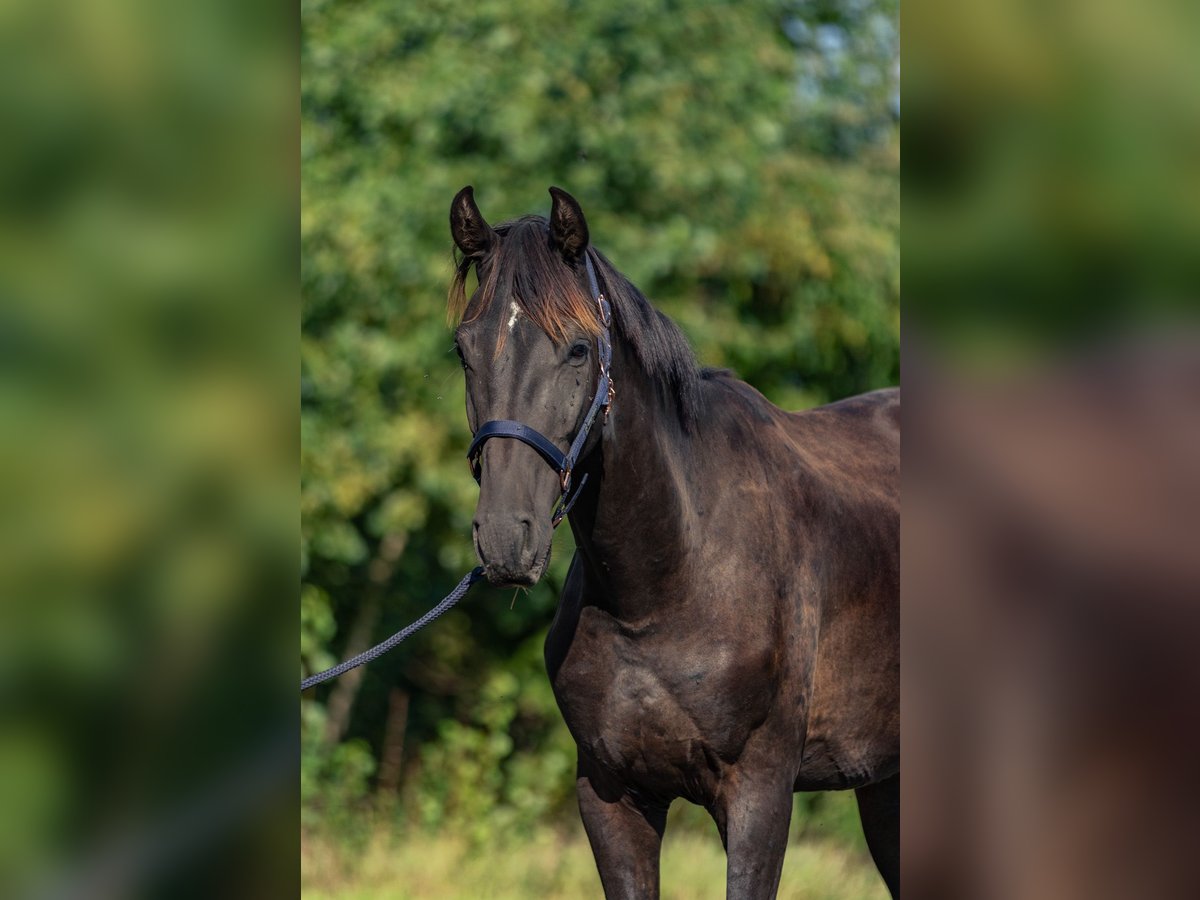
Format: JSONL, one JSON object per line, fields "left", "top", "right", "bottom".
{"left": 449, "top": 186, "right": 609, "bottom": 587}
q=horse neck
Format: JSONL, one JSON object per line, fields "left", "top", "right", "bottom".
{"left": 566, "top": 340, "right": 701, "bottom": 619}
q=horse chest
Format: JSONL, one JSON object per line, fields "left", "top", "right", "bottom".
{"left": 548, "top": 607, "right": 776, "bottom": 790}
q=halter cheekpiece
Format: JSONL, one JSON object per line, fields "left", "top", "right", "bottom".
{"left": 466, "top": 253, "right": 614, "bottom": 528}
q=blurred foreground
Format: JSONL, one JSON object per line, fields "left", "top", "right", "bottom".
{"left": 0, "top": 1, "right": 295, "bottom": 897}
{"left": 903, "top": 338, "right": 1200, "bottom": 899}
{"left": 905, "top": 0, "right": 1200, "bottom": 896}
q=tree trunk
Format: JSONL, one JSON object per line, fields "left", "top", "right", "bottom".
{"left": 376, "top": 687, "right": 410, "bottom": 793}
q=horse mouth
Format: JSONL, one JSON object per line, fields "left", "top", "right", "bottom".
{"left": 483, "top": 544, "right": 551, "bottom": 588}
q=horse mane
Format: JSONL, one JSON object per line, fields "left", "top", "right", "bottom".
{"left": 449, "top": 215, "right": 703, "bottom": 430}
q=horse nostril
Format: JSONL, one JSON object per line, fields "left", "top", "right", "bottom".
{"left": 472, "top": 519, "right": 486, "bottom": 563}
{"left": 516, "top": 515, "right": 537, "bottom": 563}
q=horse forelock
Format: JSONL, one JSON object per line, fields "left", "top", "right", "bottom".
{"left": 448, "top": 217, "right": 602, "bottom": 350}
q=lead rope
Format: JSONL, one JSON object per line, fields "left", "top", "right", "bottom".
{"left": 300, "top": 567, "right": 484, "bottom": 691}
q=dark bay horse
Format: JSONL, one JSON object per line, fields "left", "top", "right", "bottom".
{"left": 448, "top": 186, "right": 899, "bottom": 899}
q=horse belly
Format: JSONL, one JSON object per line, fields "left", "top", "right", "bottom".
{"left": 796, "top": 633, "right": 900, "bottom": 790}
{"left": 794, "top": 731, "right": 898, "bottom": 791}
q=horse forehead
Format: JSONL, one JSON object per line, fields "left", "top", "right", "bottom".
{"left": 461, "top": 290, "right": 521, "bottom": 350}
{"left": 461, "top": 305, "right": 552, "bottom": 380}
{"left": 461, "top": 279, "right": 559, "bottom": 368}
{"left": 499, "top": 316, "right": 555, "bottom": 373}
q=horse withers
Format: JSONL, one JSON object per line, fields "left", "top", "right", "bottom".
{"left": 449, "top": 186, "right": 899, "bottom": 899}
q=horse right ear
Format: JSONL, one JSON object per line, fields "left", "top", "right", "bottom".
{"left": 450, "top": 186, "right": 497, "bottom": 259}
{"left": 548, "top": 186, "right": 589, "bottom": 261}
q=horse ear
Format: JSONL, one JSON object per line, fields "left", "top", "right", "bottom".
{"left": 450, "top": 185, "right": 497, "bottom": 258}
{"left": 548, "top": 186, "right": 589, "bottom": 260}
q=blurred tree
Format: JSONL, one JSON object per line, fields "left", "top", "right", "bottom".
{"left": 302, "top": 0, "right": 897, "bottom": 839}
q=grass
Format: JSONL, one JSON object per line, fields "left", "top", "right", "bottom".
{"left": 302, "top": 814, "right": 888, "bottom": 900}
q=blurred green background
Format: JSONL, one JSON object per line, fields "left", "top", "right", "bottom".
{"left": 0, "top": 1, "right": 294, "bottom": 898}
{"left": 903, "top": 1, "right": 1200, "bottom": 896}
{"left": 301, "top": 0, "right": 897, "bottom": 896}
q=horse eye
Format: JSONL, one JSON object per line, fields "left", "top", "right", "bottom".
{"left": 454, "top": 343, "right": 468, "bottom": 369}
{"left": 568, "top": 342, "right": 589, "bottom": 361}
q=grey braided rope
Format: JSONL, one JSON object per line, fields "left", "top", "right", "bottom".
{"left": 301, "top": 566, "right": 484, "bottom": 692}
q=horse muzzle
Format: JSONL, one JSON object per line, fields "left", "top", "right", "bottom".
{"left": 472, "top": 511, "right": 551, "bottom": 587}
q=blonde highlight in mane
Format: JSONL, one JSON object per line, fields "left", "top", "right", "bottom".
{"left": 448, "top": 216, "right": 603, "bottom": 349}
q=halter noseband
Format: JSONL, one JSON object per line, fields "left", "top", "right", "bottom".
{"left": 466, "top": 253, "right": 615, "bottom": 528}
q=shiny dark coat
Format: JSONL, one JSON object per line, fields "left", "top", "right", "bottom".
{"left": 451, "top": 187, "right": 899, "bottom": 899}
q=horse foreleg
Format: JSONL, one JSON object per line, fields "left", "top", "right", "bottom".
{"left": 576, "top": 760, "right": 668, "bottom": 899}
{"left": 855, "top": 773, "right": 899, "bottom": 898}
{"left": 713, "top": 773, "right": 794, "bottom": 900}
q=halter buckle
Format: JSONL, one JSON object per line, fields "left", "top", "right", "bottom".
{"left": 560, "top": 468, "right": 572, "bottom": 493}
{"left": 597, "top": 295, "right": 611, "bottom": 328}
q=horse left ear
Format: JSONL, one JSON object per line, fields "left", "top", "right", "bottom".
{"left": 450, "top": 185, "right": 497, "bottom": 259}
{"left": 548, "top": 186, "right": 589, "bottom": 260}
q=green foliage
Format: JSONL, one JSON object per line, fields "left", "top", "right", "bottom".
{"left": 302, "top": 0, "right": 897, "bottom": 846}
{"left": 407, "top": 636, "right": 576, "bottom": 842}
{"left": 302, "top": 701, "right": 376, "bottom": 833}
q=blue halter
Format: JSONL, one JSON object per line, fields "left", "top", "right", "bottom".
{"left": 466, "top": 253, "right": 615, "bottom": 527}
